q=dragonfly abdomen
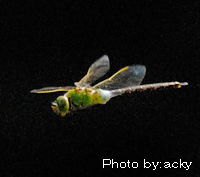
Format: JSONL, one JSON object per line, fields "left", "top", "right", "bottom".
{"left": 110, "top": 81, "right": 188, "bottom": 96}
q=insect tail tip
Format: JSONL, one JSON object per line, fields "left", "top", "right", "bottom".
{"left": 181, "top": 82, "right": 188, "bottom": 86}
{"left": 177, "top": 82, "right": 188, "bottom": 88}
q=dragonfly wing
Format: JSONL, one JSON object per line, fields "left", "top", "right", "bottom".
{"left": 30, "top": 86, "right": 76, "bottom": 93}
{"left": 93, "top": 65, "right": 146, "bottom": 90}
{"left": 74, "top": 55, "right": 110, "bottom": 87}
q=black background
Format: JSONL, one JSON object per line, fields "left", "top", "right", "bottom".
{"left": 1, "top": 0, "right": 200, "bottom": 176}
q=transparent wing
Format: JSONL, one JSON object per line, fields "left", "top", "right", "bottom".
{"left": 74, "top": 55, "right": 110, "bottom": 87}
{"left": 30, "top": 86, "right": 75, "bottom": 93}
{"left": 93, "top": 65, "right": 146, "bottom": 90}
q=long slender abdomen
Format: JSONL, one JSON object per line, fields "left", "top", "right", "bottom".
{"left": 110, "top": 81, "right": 188, "bottom": 97}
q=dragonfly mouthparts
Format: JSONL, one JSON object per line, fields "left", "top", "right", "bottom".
{"left": 52, "top": 102, "right": 57, "bottom": 106}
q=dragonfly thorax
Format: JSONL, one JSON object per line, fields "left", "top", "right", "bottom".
{"left": 64, "top": 87, "right": 112, "bottom": 112}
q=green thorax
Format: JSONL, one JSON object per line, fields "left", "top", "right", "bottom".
{"left": 66, "top": 88, "right": 110, "bottom": 109}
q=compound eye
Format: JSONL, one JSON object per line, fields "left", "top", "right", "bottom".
{"left": 54, "top": 96, "right": 70, "bottom": 116}
{"left": 56, "top": 96, "right": 67, "bottom": 111}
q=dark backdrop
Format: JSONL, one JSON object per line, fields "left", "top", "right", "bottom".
{"left": 1, "top": 1, "right": 200, "bottom": 176}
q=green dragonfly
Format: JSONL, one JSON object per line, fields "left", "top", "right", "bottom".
{"left": 31, "top": 55, "right": 188, "bottom": 116}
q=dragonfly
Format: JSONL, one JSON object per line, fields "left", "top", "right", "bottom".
{"left": 31, "top": 55, "right": 188, "bottom": 116}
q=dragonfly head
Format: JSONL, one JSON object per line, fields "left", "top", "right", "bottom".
{"left": 51, "top": 95, "right": 69, "bottom": 116}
